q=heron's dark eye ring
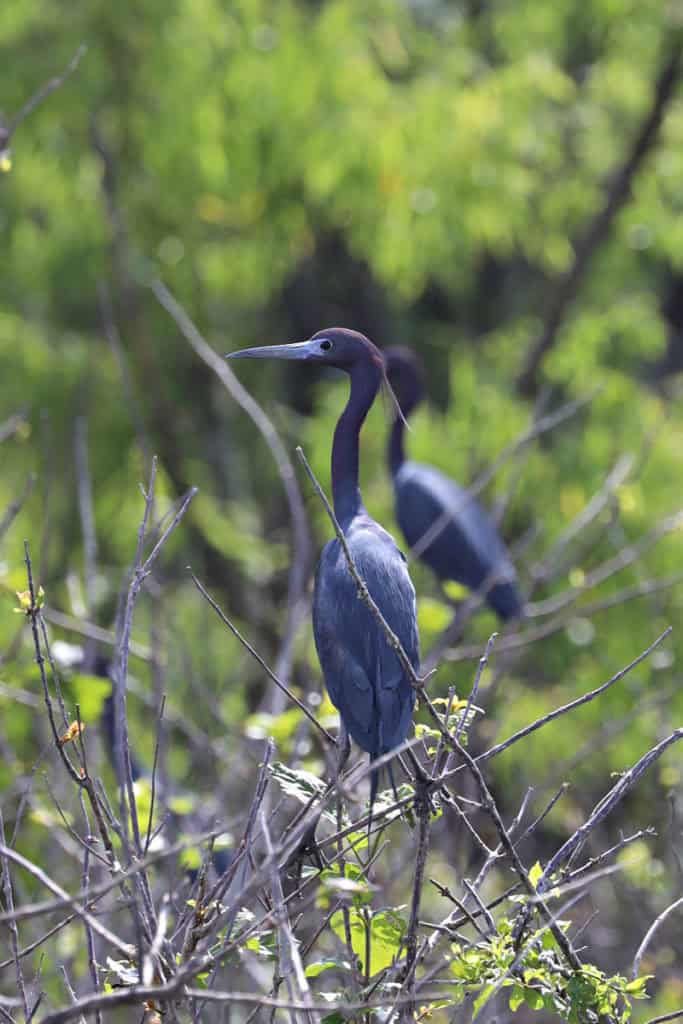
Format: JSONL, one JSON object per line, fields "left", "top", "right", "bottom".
{"left": 320, "top": 339, "right": 332, "bottom": 351}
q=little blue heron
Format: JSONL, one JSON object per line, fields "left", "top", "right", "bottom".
{"left": 228, "top": 329, "right": 420, "bottom": 806}
{"left": 385, "top": 347, "right": 523, "bottom": 621}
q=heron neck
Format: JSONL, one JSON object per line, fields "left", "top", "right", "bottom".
{"left": 332, "top": 362, "right": 381, "bottom": 528}
{"left": 388, "top": 416, "right": 406, "bottom": 477}
{"left": 388, "top": 392, "right": 420, "bottom": 476}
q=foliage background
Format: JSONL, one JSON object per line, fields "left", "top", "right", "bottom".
{"left": 1, "top": 0, "right": 683, "bottom": 1019}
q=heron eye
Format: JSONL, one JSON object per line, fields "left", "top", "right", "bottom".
{"left": 319, "top": 339, "right": 332, "bottom": 351}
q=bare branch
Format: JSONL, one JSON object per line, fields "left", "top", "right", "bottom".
{"left": 261, "top": 811, "right": 316, "bottom": 1023}
{"left": 632, "top": 895, "right": 683, "bottom": 979}
{"left": 644, "top": 1011, "right": 683, "bottom": 1024}
{"left": 1, "top": 46, "right": 86, "bottom": 151}
{"left": 474, "top": 627, "right": 672, "bottom": 768}
{"left": 403, "top": 782, "right": 432, "bottom": 990}
{"left": 0, "top": 474, "right": 36, "bottom": 541}
{"left": 449, "top": 732, "right": 585, "bottom": 974}
{"left": 0, "top": 842, "right": 133, "bottom": 957}
{"left": 189, "top": 570, "right": 334, "bottom": 746}
{"left": 0, "top": 809, "right": 30, "bottom": 1021}
{"left": 114, "top": 462, "right": 196, "bottom": 856}
{"left": 151, "top": 277, "right": 311, "bottom": 695}
{"left": 536, "top": 730, "right": 683, "bottom": 899}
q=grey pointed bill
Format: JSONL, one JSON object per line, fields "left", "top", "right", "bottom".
{"left": 225, "top": 340, "right": 321, "bottom": 361}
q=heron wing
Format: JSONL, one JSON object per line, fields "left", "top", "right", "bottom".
{"left": 312, "top": 516, "right": 419, "bottom": 757}
{"left": 394, "top": 461, "right": 520, "bottom": 614}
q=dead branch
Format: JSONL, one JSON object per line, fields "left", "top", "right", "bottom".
{"left": 0, "top": 46, "right": 86, "bottom": 155}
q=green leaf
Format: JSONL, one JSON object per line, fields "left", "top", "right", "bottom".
{"left": 509, "top": 985, "right": 525, "bottom": 1012}
{"left": 624, "top": 975, "right": 652, "bottom": 996}
{"left": 168, "top": 793, "right": 197, "bottom": 816}
{"left": 269, "top": 763, "right": 334, "bottom": 822}
{"left": 370, "top": 909, "right": 407, "bottom": 975}
{"left": 304, "top": 958, "right": 350, "bottom": 978}
{"left": 528, "top": 861, "right": 543, "bottom": 890}
{"left": 68, "top": 673, "right": 112, "bottom": 721}
{"left": 320, "top": 863, "right": 374, "bottom": 907}
{"left": 245, "top": 707, "right": 304, "bottom": 746}
{"left": 418, "top": 596, "right": 452, "bottom": 634}
{"left": 244, "top": 931, "right": 277, "bottom": 960}
{"left": 330, "top": 908, "right": 406, "bottom": 976}
{"left": 179, "top": 845, "right": 202, "bottom": 871}
{"left": 523, "top": 988, "right": 545, "bottom": 1011}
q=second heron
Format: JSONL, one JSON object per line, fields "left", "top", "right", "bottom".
{"left": 385, "top": 346, "right": 522, "bottom": 621}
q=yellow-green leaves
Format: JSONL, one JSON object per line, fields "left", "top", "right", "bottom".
{"left": 13, "top": 585, "right": 44, "bottom": 615}
{"left": 330, "top": 907, "right": 406, "bottom": 977}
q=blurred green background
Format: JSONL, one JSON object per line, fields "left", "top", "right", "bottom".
{"left": 2, "top": 0, "right": 683, "bottom": 1017}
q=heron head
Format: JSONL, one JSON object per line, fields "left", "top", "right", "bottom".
{"left": 226, "top": 327, "right": 385, "bottom": 375}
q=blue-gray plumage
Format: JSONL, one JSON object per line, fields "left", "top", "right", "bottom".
{"left": 228, "top": 329, "right": 420, "bottom": 804}
{"left": 313, "top": 511, "right": 419, "bottom": 763}
{"left": 385, "top": 347, "right": 523, "bottom": 622}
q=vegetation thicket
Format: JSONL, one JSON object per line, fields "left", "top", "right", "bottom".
{"left": 1, "top": 2, "right": 683, "bottom": 1021}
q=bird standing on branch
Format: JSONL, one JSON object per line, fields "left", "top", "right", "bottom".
{"left": 385, "top": 347, "right": 522, "bottom": 622}
{"left": 228, "top": 329, "right": 420, "bottom": 808}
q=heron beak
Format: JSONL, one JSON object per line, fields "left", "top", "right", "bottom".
{"left": 225, "top": 340, "right": 320, "bottom": 361}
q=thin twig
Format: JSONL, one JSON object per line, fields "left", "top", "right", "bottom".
{"left": 475, "top": 627, "right": 672, "bottom": 768}
{"left": 189, "top": 570, "right": 334, "bottom": 746}
{"left": 0, "top": 826, "right": 228, "bottom": 927}
{"left": 114, "top": 461, "right": 196, "bottom": 893}
{"left": 0, "top": 843, "right": 133, "bottom": 956}
{"left": 409, "top": 389, "right": 597, "bottom": 566}
{"left": 2, "top": 45, "right": 86, "bottom": 149}
{"left": 643, "top": 1011, "right": 683, "bottom": 1024}
{"left": 537, "top": 730, "right": 683, "bottom": 896}
{"left": 151, "top": 277, "right": 311, "bottom": 696}
{"left": 632, "top": 895, "right": 683, "bottom": 978}
{"left": 451, "top": 732, "right": 585, "bottom": 973}
{"left": 144, "top": 695, "right": 166, "bottom": 855}
{"left": 0, "top": 809, "right": 30, "bottom": 1021}
{"left": 403, "top": 782, "right": 432, "bottom": 988}
{"left": 261, "top": 811, "right": 316, "bottom": 1024}
{"left": 0, "top": 473, "right": 35, "bottom": 541}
